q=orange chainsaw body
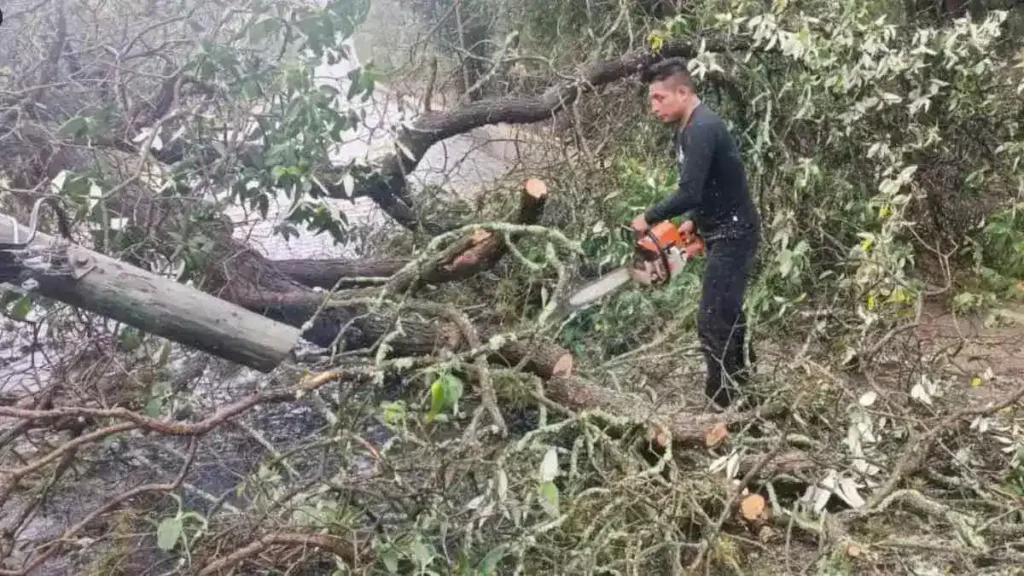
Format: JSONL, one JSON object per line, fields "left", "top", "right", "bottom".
{"left": 631, "top": 220, "right": 705, "bottom": 285}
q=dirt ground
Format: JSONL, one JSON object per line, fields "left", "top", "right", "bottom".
{"left": 915, "top": 302, "right": 1024, "bottom": 402}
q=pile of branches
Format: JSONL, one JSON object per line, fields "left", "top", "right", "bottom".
{"left": 3, "top": 253, "right": 1024, "bottom": 574}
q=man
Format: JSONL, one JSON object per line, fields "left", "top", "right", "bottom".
{"left": 632, "top": 57, "right": 761, "bottom": 410}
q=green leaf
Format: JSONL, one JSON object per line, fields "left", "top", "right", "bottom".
{"left": 539, "top": 447, "right": 559, "bottom": 483}
{"left": 152, "top": 341, "right": 172, "bottom": 367}
{"left": 537, "top": 481, "right": 560, "bottom": 517}
{"left": 248, "top": 17, "right": 282, "bottom": 43}
{"left": 156, "top": 516, "right": 183, "bottom": 551}
{"left": 408, "top": 538, "right": 432, "bottom": 568}
{"left": 144, "top": 398, "right": 164, "bottom": 418}
{"left": 342, "top": 172, "right": 355, "bottom": 196}
{"left": 443, "top": 373, "right": 464, "bottom": 409}
{"left": 257, "top": 194, "right": 270, "bottom": 219}
{"left": 778, "top": 250, "right": 793, "bottom": 279}
{"left": 57, "top": 117, "right": 88, "bottom": 138}
{"left": 1, "top": 290, "right": 20, "bottom": 308}
{"left": 382, "top": 549, "right": 399, "bottom": 573}
{"left": 346, "top": 68, "right": 364, "bottom": 101}
{"left": 8, "top": 296, "right": 32, "bottom": 321}
{"left": 381, "top": 401, "right": 406, "bottom": 426}
{"left": 477, "top": 545, "right": 508, "bottom": 575}
{"left": 118, "top": 328, "right": 143, "bottom": 352}
{"left": 426, "top": 372, "right": 463, "bottom": 422}
{"left": 427, "top": 380, "right": 445, "bottom": 422}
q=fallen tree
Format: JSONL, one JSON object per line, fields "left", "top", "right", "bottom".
{"left": 1, "top": 205, "right": 301, "bottom": 373}
{"left": 1, "top": 178, "right": 572, "bottom": 381}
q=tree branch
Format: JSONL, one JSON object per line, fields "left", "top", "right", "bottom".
{"left": 318, "top": 36, "right": 750, "bottom": 231}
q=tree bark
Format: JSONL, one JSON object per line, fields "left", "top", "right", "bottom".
{"left": 275, "top": 178, "right": 549, "bottom": 291}
{"left": 231, "top": 289, "right": 574, "bottom": 380}
{"left": 1, "top": 214, "right": 301, "bottom": 373}
{"left": 545, "top": 376, "right": 785, "bottom": 445}
{"left": 271, "top": 258, "right": 408, "bottom": 290}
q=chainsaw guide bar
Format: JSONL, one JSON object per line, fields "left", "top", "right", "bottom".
{"left": 547, "top": 220, "right": 705, "bottom": 323}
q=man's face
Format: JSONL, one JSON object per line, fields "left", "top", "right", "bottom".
{"left": 649, "top": 80, "right": 689, "bottom": 123}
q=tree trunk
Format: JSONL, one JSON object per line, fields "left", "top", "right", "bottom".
{"left": 1, "top": 214, "right": 301, "bottom": 373}
{"left": 545, "top": 376, "right": 785, "bottom": 445}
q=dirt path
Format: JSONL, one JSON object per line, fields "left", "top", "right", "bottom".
{"left": 915, "top": 302, "right": 1024, "bottom": 401}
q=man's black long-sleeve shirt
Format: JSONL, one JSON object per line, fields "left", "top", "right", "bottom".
{"left": 644, "top": 104, "right": 759, "bottom": 242}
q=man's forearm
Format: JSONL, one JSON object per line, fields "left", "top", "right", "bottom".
{"left": 644, "top": 189, "right": 697, "bottom": 224}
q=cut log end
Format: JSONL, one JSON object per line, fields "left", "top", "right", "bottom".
{"left": 524, "top": 178, "right": 548, "bottom": 199}
{"left": 704, "top": 422, "right": 729, "bottom": 448}
{"left": 740, "top": 494, "right": 766, "bottom": 521}
{"left": 551, "top": 353, "right": 574, "bottom": 377}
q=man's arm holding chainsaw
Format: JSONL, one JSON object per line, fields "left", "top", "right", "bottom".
{"left": 633, "top": 119, "right": 717, "bottom": 230}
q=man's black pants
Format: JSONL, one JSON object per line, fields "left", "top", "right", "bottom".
{"left": 698, "top": 232, "right": 759, "bottom": 408}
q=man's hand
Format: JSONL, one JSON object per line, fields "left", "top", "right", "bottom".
{"left": 631, "top": 214, "right": 649, "bottom": 235}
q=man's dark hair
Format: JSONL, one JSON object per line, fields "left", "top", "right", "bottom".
{"left": 641, "top": 57, "right": 695, "bottom": 90}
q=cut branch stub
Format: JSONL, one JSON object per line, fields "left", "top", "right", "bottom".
{"left": 444, "top": 178, "right": 549, "bottom": 275}
{"left": 705, "top": 422, "right": 729, "bottom": 448}
{"left": 385, "top": 178, "right": 550, "bottom": 294}
{"left": 485, "top": 333, "right": 573, "bottom": 379}
{"left": 740, "top": 494, "right": 766, "bottom": 521}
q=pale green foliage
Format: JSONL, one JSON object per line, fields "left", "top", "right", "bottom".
{"left": 647, "top": 3, "right": 1024, "bottom": 327}
{"left": 554, "top": 3, "right": 1023, "bottom": 363}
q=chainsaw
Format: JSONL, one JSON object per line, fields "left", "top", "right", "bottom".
{"left": 549, "top": 220, "right": 705, "bottom": 321}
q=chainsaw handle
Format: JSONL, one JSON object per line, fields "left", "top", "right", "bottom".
{"left": 676, "top": 220, "right": 705, "bottom": 258}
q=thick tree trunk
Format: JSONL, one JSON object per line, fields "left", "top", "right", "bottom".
{"left": 231, "top": 288, "right": 574, "bottom": 380}
{"left": 1, "top": 214, "right": 301, "bottom": 373}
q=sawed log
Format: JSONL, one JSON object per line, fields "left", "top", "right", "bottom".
{"left": 0, "top": 211, "right": 301, "bottom": 373}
